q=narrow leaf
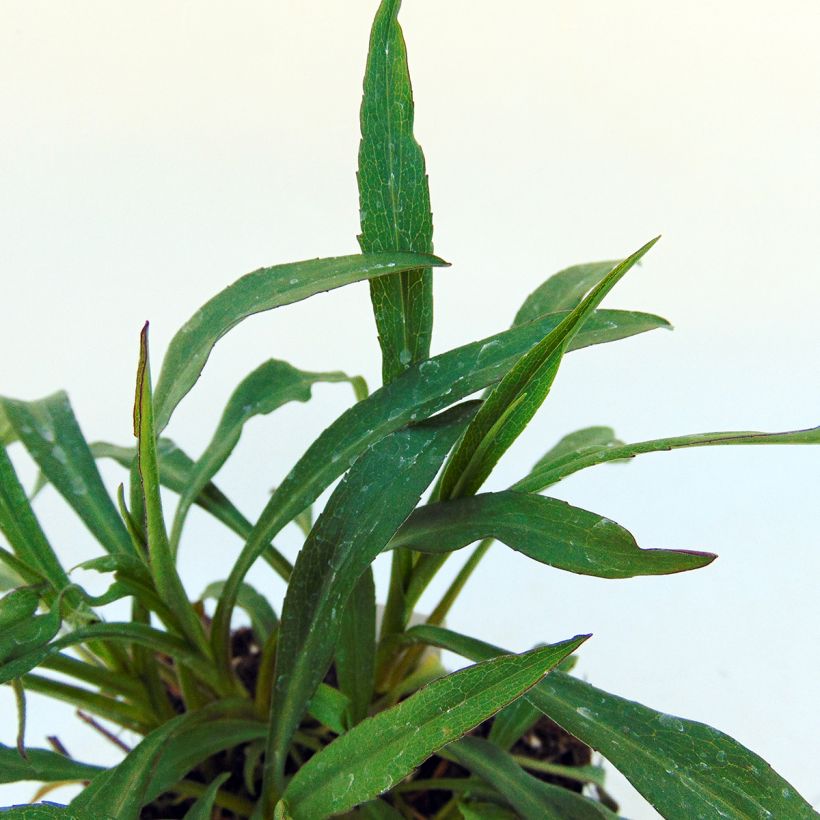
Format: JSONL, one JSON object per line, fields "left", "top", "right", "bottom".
{"left": 514, "top": 261, "right": 621, "bottom": 325}
{"left": 0, "top": 395, "right": 133, "bottom": 556}
{"left": 0, "top": 743, "right": 102, "bottom": 784}
{"left": 182, "top": 772, "right": 230, "bottom": 820}
{"left": 170, "top": 359, "right": 363, "bottom": 551}
{"left": 153, "top": 252, "right": 446, "bottom": 431}
{"left": 514, "top": 425, "right": 820, "bottom": 492}
{"left": 390, "top": 491, "right": 715, "bottom": 578}
{"left": 263, "top": 403, "right": 478, "bottom": 799}
{"left": 280, "top": 637, "right": 589, "bottom": 819}
{"left": 358, "top": 0, "right": 434, "bottom": 383}
{"left": 409, "top": 626, "right": 816, "bottom": 820}
{"left": 307, "top": 684, "right": 351, "bottom": 736}
{"left": 531, "top": 426, "right": 624, "bottom": 473}
{"left": 200, "top": 580, "right": 277, "bottom": 644}
{"left": 133, "top": 324, "right": 209, "bottom": 656}
{"left": 336, "top": 568, "right": 377, "bottom": 726}
{"left": 211, "top": 308, "right": 668, "bottom": 668}
{"left": 438, "top": 238, "right": 659, "bottom": 500}
{"left": 448, "top": 735, "right": 616, "bottom": 819}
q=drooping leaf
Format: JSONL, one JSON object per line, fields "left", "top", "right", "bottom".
{"left": 280, "top": 636, "right": 588, "bottom": 819}
{"left": 0, "top": 743, "right": 102, "bottom": 784}
{"left": 153, "top": 251, "right": 446, "bottom": 432}
{"left": 170, "top": 359, "right": 364, "bottom": 551}
{"left": 133, "top": 324, "right": 210, "bottom": 657}
{"left": 200, "top": 580, "right": 277, "bottom": 644}
{"left": 0, "top": 393, "right": 134, "bottom": 556}
{"left": 447, "top": 736, "right": 616, "bottom": 819}
{"left": 181, "top": 772, "right": 230, "bottom": 820}
{"left": 389, "top": 491, "right": 715, "bottom": 578}
{"left": 263, "top": 403, "right": 478, "bottom": 798}
{"left": 211, "top": 307, "right": 668, "bottom": 668}
{"left": 407, "top": 626, "right": 816, "bottom": 820}
{"left": 437, "top": 238, "right": 659, "bottom": 500}
{"left": 336, "top": 568, "right": 377, "bottom": 726}
{"left": 513, "top": 261, "right": 621, "bottom": 326}
{"left": 530, "top": 426, "right": 624, "bottom": 475}
{"left": 514, "top": 425, "right": 820, "bottom": 492}
{"left": 358, "top": 0, "right": 434, "bottom": 384}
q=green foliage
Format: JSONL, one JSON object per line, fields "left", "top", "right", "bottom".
{"left": 1, "top": 1, "right": 816, "bottom": 818}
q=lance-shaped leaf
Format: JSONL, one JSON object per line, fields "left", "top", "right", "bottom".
{"left": 170, "top": 358, "right": 364, "bottom": 552}
{"left": 200, "top": 579, "right": 277, "bottom": 644}
{"left": 0, "top": 394, "right": 133, "bottom": 557}
{"left": 406, "top": 626, "right": 816, "bottom": 820}
{"left": 531, "top": 426, "right": 624, "bottom": 474}
{"left": 514, "top": 425, "right": 820, "bottom": 492}
{"left": 133, "top": 324, "right": 210, "bottom": 657}
{"left": 263, "top": 403, "right": 478, "bottom": 799}
{"left": 153, "top": 251, "right": 445, "bottom": 432}
{"left": 447, "top": 736, "right": 616, "bottom": 819}
{"left": 279, "top": 636, "right": 588, "bottom": 819}
{"left": 336, "top": 567, "right": 377, "bottom": 726}
{"left": 358, "top": 0, "right": 434, "bottom": 383}
{"left": 437, "top": 238, "right": 659, "bottom": 500}
{"left": 182, "top": 773, "right": 230, "bottom": 820}
{"left": 211, "top": 308, "right": 668, "bottom": 667}
{"left": 514, "top": 261, "right": 621, "bottom": 325}
{"left": 0, "top": 743, "right": 102, "bottom": 784}
{"left": 389, "top": 491, "right": 715, "bottom": 578}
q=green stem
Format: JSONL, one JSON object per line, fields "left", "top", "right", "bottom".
{"left": 427, "top": 538, "right": 493, "bottom": 626}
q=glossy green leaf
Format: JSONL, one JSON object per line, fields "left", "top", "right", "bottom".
{"left": 182, "top": 773, "right": 230, "bottom": 820}
{"left": 307, "top": 683, "right": 351, "bottom": 736}
{"left": 0, "top": 586, "right": 41, "bottom": 630}
{"left": 133, "top": 324, "right": 210, "bottom": 657}
{"left": 437, "top": 238, "right": 659, "bottom": 500}
{"left": 200, "top": 580, "right": 277, "bottom": 643}
{"left": 153, "top": 251, "right": 446, "bottom": 432}
{"left": 0, "top": 743, "right": 102, "bottom": 784}
{"left": 336, "top": 568, "right": 377, "bottom": 726}
{"left": 390, "top": 491, "right": 715, "bottom": 578}
{"left": 408, "top": 626, "right": 816, "bottom": 820}
{"left": 514, "top": 261, "right": 621, "bottom": 325}
{"left": 0, "top": 393, "right": 134, "bottom": 556}
{"left": 514, "top": 425, "right": 820, "bottom": 492}
{"left": 170, "top": 359, "right": 363, "bottom": 551}
{"left": 0, "top": 806, "right": 78, "bottom": 819}
{"left": 0, "top": 608, "right": 61, "bottom": 665}
{"left": 448, "top": 736, "right": 615, "bottom": 819}
{"left": 263, "top": 403, "right": 477, "bottom": 799}
{"left": 531, "top": 426, "right": 624, "bottom": 474}
{"left": 280, "top": 636, "right": 588, "bottom": 819}
{"left": 211, "top": 307, "right": 668, "bottom": 668}
{"left": 358, "top": 0, "right": 434, "bottom": 383}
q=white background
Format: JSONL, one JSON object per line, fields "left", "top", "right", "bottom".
{"left": 1, "top": 1, "right": 819, "bottom": 816}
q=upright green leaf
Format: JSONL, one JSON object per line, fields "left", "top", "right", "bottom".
{"left": 336, "top": 568, "right": 377, "bottom": 726}
{"left": 390, "top": 491, "right": 715, "bottom": 578}
{"left": 407, "top": 626, "right": 816, "bottom": 820}
{"left": 200, "top": 580, "right": 277, "bottom": 644}
{"left": 437, "top": 238, "right": 659, "bottom": 500}
{"left": 279, "top": 636, "right": 588, "bottom": 819}
{"left": 153, "top": 251, "right": 445, "bottom": 431}
{"left": 0, "top": 394, "right": 133, "bottom": 556}
{"left": 514, "top": 425, "right": 820, "bottom": 492}
{"left": 358, "top": 0, "right": 434, "bottom": 383}
{"left": 170, "top": 358, "right": 363, "bottom": 552}
{"left": 182, "top": 773, "right": 230, "bottom": 820}
{"left": 133, "top": 324, "right": 210, "bottom": 658}
{"left": 263, "top": 403, "right": 477, "bottom": 801}
{"left": 513, "top": 261, "right": 621, "bottom": 325}
{"left": 211, "top": 308, "right": 668, "bottom": 668}
{"left": 0, "top": 743, "right": 102, "bottom": 784}
{"left": 448, "top": 736, "right": 616, "bottom": 819}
